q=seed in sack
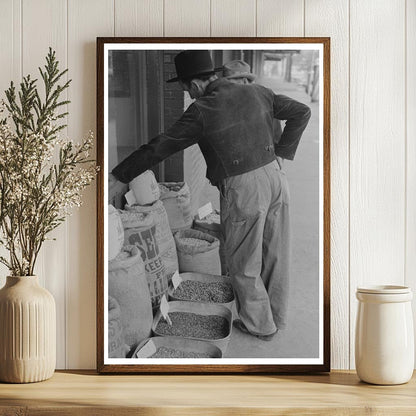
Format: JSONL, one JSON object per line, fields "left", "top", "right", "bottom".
{"left": 179, "top": 237, "right": 210, "bottom": 247}
{"left": 155, "top": 312, "right": 229, "bottom": 340}
{"left": 159, "top": 184, "right": 169, "bottom": 193}
{"left": 159, "top": 184, "right": 182, "bottom": 193}
{"left": 150, "top": 346, "right": 212, "bottom": 358}
{"left": 172, "top": 280, "right": 234, "bottom": 303}
{"left": 169, "top": 185, "right": 182, "bottom": 192}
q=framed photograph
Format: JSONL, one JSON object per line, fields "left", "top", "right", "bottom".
{"left": 97, "top": 37, "right": 330, "bottom": 373}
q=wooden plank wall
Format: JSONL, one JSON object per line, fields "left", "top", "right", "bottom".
{"left": 407, "top": 0, "right": 416, "bottom": 369}
{"left": 0, "top": 0, "right": 414, "bottom": 370}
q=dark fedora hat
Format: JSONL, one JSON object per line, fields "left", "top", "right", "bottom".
{"left": 167, "top": 50, "right": 222, "bottom": 83}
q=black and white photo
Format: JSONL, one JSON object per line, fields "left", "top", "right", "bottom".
{"left": 97, "top": 38, "right": 330, "bottom": 373}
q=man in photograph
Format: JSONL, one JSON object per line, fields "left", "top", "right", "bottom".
{"left": 222, "top": 59, "right": 284, "bottom": 169}
{"left": 109, "top": 50, "right": 311, "bottom": 341}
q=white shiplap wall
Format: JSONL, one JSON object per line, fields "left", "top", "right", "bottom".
{"left": 0, "top": 0, "right": 414, "bottom": 370}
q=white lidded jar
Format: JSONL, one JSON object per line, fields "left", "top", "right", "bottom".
{"left": 355, "top": 285, "right": 414, "bottom": 385}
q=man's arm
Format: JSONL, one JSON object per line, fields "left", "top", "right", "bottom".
{"left": 272, "top": 94, "right": 311, "bottom": 160}
{"left": 108, "top": 173, "right": 128, "bottom": 207}
{"left": 111, "top": 104, "right": 202, "bottom": 184}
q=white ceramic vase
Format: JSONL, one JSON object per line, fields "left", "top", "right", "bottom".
{"left": 0, "top": 276, "right": 56, "bottom": 383}
{"left": 355, "top": 285, "right": 414, "bottom": 385}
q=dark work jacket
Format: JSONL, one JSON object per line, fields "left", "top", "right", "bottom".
{"left": 112, "top": 78, "right": 311, "bottom": 185}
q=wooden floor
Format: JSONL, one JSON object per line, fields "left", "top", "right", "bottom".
{"left": 0, "top": 370, "right": 415, "bottom": 415}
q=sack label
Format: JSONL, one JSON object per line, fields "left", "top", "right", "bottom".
{"left": 125, "top": 189, "right": 137, "bottom": 206}
{"left": 137, "top": 339, "right": 157, "bottom": 358}
{"left": 172, "top": 271, "right": 182, "bottom": 290}
{"left": 197, "top": 202, "right": 213, "bottom": 220}
{"left": 160, "top": 295, "right": 172, "bottom": 325}
{"left": 127, "top": 226, "right": 160, "bottom": 261}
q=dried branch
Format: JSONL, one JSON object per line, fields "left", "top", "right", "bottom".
{"left": 0, "top": 49, "right": 97, "bottom": 276}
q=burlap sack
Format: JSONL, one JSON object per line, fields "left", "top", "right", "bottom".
{"left": 193, "top": 210, "right": 227, "bottom": 275}
{"left": 174, "top": 229, "right": 221, "bottom": 275}
{"left": 126, "top": 200, "right": 178, "bottom": 282}
{"left": 108, "top": 296, "right": 126, "bottom": 358}
{"left": 108, "top": 204, "right": 124, "bottom": 261}
{"left": 120, "top": 211, "right": 168, "bottom": 309}
{"left": 159, "top": 182, "right": 193, "bottom": 233}
{"left": 109, "top": 246, "right": 153, "bottom": 349}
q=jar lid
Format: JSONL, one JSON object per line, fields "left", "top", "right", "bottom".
{"left": 356, "top": 285, "right": 411, "bottom": 294}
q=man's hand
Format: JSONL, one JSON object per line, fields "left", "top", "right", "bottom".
{"left": 276, "top": 156, "right": 284, "bottom": 170}
{"left": 109, "top": 173, "right": 118, "bottom": 187}
{"left": 109, "top": 173, "right": 127, "bottom": 201}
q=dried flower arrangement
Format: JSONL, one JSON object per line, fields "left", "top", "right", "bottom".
{"left": 0, "top": 48, "right": 97, "bottom": 276}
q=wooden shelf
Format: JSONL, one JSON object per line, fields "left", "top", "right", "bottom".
{"left": 0, "top": 370, "right": 415, "bottom": 415}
